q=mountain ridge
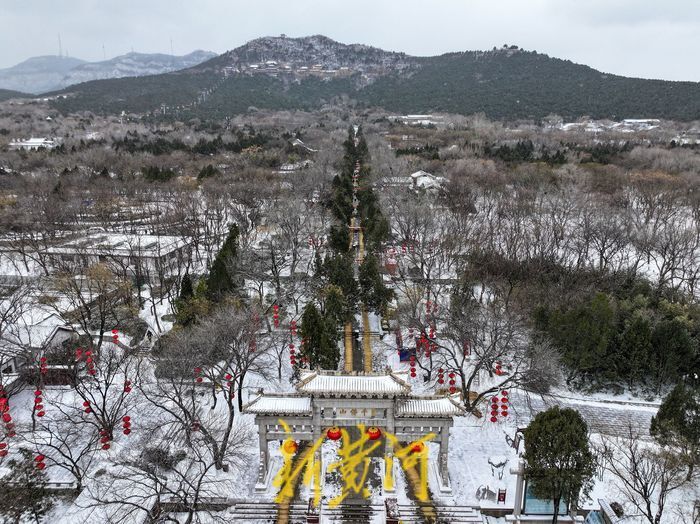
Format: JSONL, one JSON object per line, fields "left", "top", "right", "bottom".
{"left": 31, "top": 35, "right": 700, "bottom": 121}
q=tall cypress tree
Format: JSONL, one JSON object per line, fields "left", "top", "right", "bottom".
{"left": 359, "top": 254, "right": 394, "bottom": 314}
{"left": 300, "top": 302, "right": 340, "bottom": 370}
{"left": 207, "top": 224, "right": 240, "bottom": 302}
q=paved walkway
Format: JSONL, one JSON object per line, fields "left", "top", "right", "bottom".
{"left": 509, "top": 390, "right": 657, "bottom": 437}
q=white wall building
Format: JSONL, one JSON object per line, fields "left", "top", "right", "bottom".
{"left": 8, "top": 137, "right": 58, "bottom": 150}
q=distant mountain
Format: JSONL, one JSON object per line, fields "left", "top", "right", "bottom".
{"left": 0, "top": 51, "right": 216, "bottom": 94}
{"left": 0, "top": 56, "right": 86, "bottom": 94}
{"left": 48, "top": 36, "right": 700, "bottom": 121}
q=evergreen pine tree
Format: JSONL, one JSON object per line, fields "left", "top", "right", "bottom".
{"left": 206, "top": 224, "right": 240, "bottom": 302}
{"left": 179, "top": 273, "right": 194, "bottom": 301}
{"left": 523, "top": 407, "right": 595, "bottom": 524}
{"left": 651, "top": 382, "right": 700, "bottom": 480}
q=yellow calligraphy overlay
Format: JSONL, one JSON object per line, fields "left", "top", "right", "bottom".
{"left": 273, "top": 420, "right": 324, "bottom": 507}
{"left": 273, "top": 419, "right": 436, "bottom": 507}
{"left": 386, "top": 432, "right": 436, "bottom": 502}
{"left": 327, "top": 424, "right": 383, "bottom": 507}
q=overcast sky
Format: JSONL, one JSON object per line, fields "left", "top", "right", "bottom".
{"left": 2, "top": 0, "right": 699, "bottom": 81}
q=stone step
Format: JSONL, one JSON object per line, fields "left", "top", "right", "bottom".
{"left": 321, "top": 503, "right": 383, "bottom": 522}
{"left": 397, "top": 504, "right": 484, "bottom": 523}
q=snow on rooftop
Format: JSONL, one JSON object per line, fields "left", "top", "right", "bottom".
{"left": 244, "top": 395, "right": 312, "bottom": 415}
{"left": 296, "top": 371, "right": 410, "bottom": 397}
{"left": 396, "top": 396, "right": 465, "bottom": 418}
{"left": 44, "top": 232, "right": 189, "bottom": 257}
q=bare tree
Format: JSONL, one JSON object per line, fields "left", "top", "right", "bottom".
{"left": 598, "top": 426, "right": 691, "bottom": 524}
{"left": 53, "top": 262, "right": 133, "bottom": 352}
{"left": 140, "top": 305, "right": 271, "bottom": 470}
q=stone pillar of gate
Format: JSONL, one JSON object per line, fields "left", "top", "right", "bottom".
{"left": 384, "top": 404, "right": 396, "bottom": 493}
{"left": 257, "top": 422, "right": 269, "bottom": 485}
{"left": 312, "top": 402, "right": 322, "bottom": 484}
{"left": 438, "top": 424, "right": 450, "bottom": 485}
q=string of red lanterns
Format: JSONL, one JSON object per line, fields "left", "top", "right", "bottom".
{"left": 122, "top": 415, "right": 131, "bottom": 436}
{"left": 33, "top": 389, "right": 46, "bottom": 418}
{"left": 99, "top": 427, "right": 111, "bottom": 450}
{"left": 489, "top": 389, "right": 510, "bottom": 422}
{"left": 272, "top": 304, "right": 279, "bottom": 328}
{"left": 0, "top": 387, "right": 15, "bottom": 439}
{"left": 35, "top": 453, "right": 46, "bottom": 470}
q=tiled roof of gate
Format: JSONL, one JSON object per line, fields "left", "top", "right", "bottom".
{"left": 243, "top": 395, "right": 312, "bottom": 415}
{"left": 295, "top": 371, "right": 411, "bottom": 397}
{"left": 396, "top": 396, "right": 465, "bottom": 418}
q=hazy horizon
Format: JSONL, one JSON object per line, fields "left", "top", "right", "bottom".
{"left": 2, "top": 0, "right": 700, "bottom": 82}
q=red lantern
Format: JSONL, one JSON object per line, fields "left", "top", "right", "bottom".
{"left": 2, "top": 413, "right": 11, "bottom": 423}
{"left": 282, "top": 439, "right": 298, "bottom": 454}
{"left": 123, "top": 429, "right": 131, "bottom": 435}
{"left": 102, "top": 444, "right": 110, "bottom": 450}
{"left": 501, "top": 390, "right": 508, "bottom": 396}
{"left": 122, "top": 416, "right": 130, "bottom": 422}
{"left": 35, "top": 404, "right": 43, "bottom": 411}
{"left": 36, "top": 462, "right": 46, "bottom": 470}
{"left": 326, "top": 426, "right": 342, "bottom": 441}
{"left": 0, "top": 450, "right": 7, "bottom": 457}
{"left": 0, "top": 443, "right": 6, "bottom": 449}
{"left": 34, "top": 390, "right": 42, "bottom": 397}
{"left": 100, "top": 436, "right": 110, "bottom": 444}
{"left": 37, "top": 411, "right": 45, "bottom": 417}
{"left": 411, "top": 441, "right": 425, "bottom": 453}
{"left": 490, "top": 416, "right": 498, "bottom": 423}
{"left": 34, "top": 454, "right": 45, "bottom": 462}
{"left": 367, "top": 427, "right": 382, "bottom": 440}
{"left": 196, "top": 377, "right": 203, "bottom": 383}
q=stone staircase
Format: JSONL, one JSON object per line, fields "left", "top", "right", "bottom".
{"left": 396, "top": 503, "right": 484, "bottom": 523}
{"left": 321, "top": 503, "right": 383, "bottom": 523}
{"left": 224, "top": 500, "right": 485, "bottom": 523}
{"left": 226, "top": 501, "right": 309, "bottom": 523}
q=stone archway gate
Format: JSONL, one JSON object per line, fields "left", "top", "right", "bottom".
{"left": 244, "top": 370, "right": 465, "bottom": 494}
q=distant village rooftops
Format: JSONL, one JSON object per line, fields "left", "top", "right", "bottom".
{"left": 44, "top": 232, "right": 189, "bottom": 258}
